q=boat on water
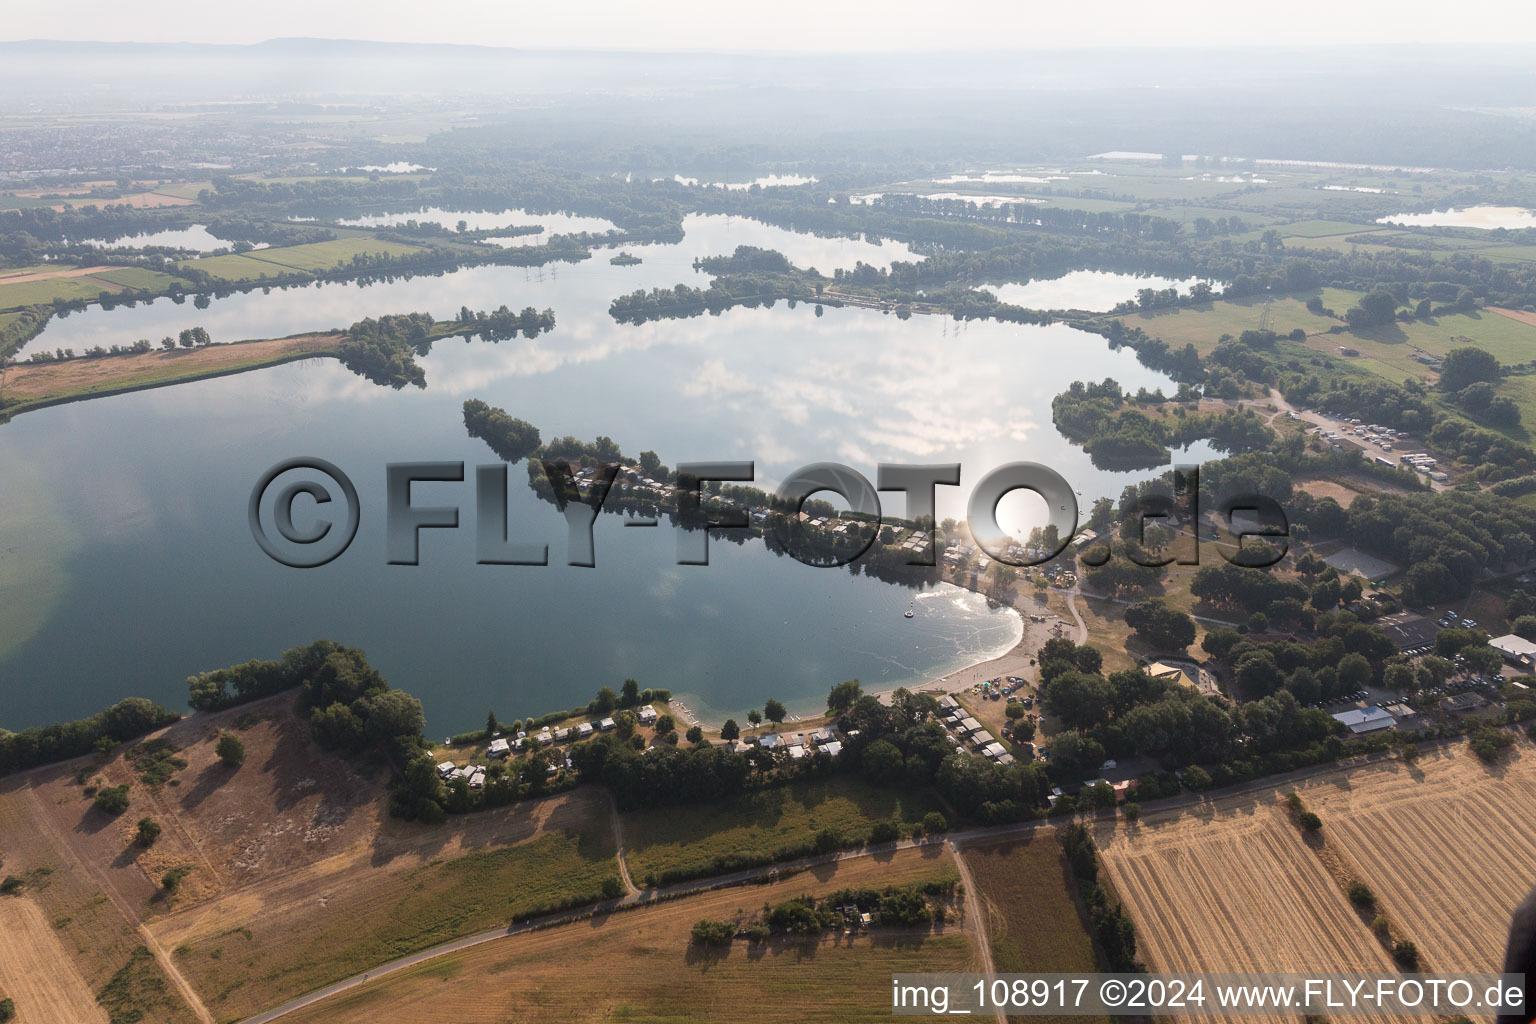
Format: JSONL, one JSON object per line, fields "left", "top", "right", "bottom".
{"left": 904, "top": 600, "right": 915, "bottom": 619}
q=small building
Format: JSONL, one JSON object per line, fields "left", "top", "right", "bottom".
{"left": 1442, "top": 692, "right": 1489, "bottom": 715}
{"left": 468, "top": 770, "right": 486, "bottom": 789}
{"left": 1380, "top": 613, "right": 1441, "bottom": 652}
{"left": 487, "top": 738, "right": 512, "bottom": 759}
{"left": 576, "top": 722, "right": 595, "bottom": 739}
{"left": 1322, "top": 547, "right": 1401, "bottom": 583}
{"left": 1145, "top": 661, "right": 1188, "bottom": 685}
{"left": 553, "top": 727, "right": 572, "bottom": 743}
{"left": 1490, "top": 634, "right": 1536, "bottom": 667}
{"left": 786, "top": 744, "right": 807, "bottom": 759}
{"left": 635, "top": 705, "right": 658, "bottom": 725}
{"left": 436, "top": 761, "right": 457, "bottom": 778}
{"left": 982, "top": 741, "right": 1008, "bottom": 761}
{"left": 598, "top": 717, "right": 616, "bottom": 732}
{"left": 822, "top": 740, "right": 843, "bottom": 757}
{"left": 958, "top": 717, "right": 984, "bottom": 737}
{"left": 1332, "top": 707, "right": 1396, "bottom": 734}
{"left": 1383, "top": 702, "right": 1424, "bottom": 731}
{"left": 757, "top": 733, "right": 782, "bottom": 749}
{"left": 812, "top": 727, "right": 837, "bottom": 745}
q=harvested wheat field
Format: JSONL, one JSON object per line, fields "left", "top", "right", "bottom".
{"left": 281, "top": 844, "right": 967, "bottom": 1024}
{"left": 0, "top": 898, "right": 110, "bottom": 1024}
{"left": 1099, "top": 790, "right": 1404, "bottom": 1024}
{"left": 1297, "top": 740, "right": 1536, "bottom": 973}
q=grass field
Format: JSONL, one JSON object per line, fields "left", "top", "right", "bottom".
{"left": 164, "top": 817, "right": 618, "bottom": 1020}
{"left": 960, "top": 832, "right": 1101, "bottom": 977}
{"left": 151, "top": 182, "right": 214, "bottom": 201}
{"left": 241, "top": 238, "right": 425, "bottom": 272}
{"left": 1297, "top": 741, "right": 1536, "bottom": 973}
{"left": 1121, "top": 288, "right": 1359, "bottom": 355}
{"left": 174, "top": 252, "right": 293, "bottom": 283}
{"left": 88, "top": 267, "right": 184, "bottom": 291}
{"left": 0, "top": 275, "right": 115, "bottom": 310}
{"left": 279, "top": 844, "right": 969, "bottom": 1024}
{"left": 1297, "top": 309, "right": 1536, "bottom": 396}
{"left": 619, "top": 776, "right": 945, "bottom": 886}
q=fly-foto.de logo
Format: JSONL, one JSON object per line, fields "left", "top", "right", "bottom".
{"left": 248, "top": 458, "right": 1288, "bottom": 570}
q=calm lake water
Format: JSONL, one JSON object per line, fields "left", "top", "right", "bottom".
{"left": 1, "top": 214, "right": 1213, "bottom": 733}
{"left": 986, "top": 271, "right": 1209, "bottom": 312}
{"left": 1378, "top": 206, "right": 1536, "bottom": 230}
{"left": 83, "top": 224, "right": 259, "bottom": 253}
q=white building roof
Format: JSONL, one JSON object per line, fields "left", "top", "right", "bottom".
{"left": 1331, "top": 707, "right": 1396, "bottom": 733}
{"left": 1491, "top": 634, "right": 1536, "bottom": 659}
{"left": 822, "top": 741, "right": 843, "bottom": 756}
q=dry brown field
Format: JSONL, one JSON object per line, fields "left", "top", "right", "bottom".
{"left": 0, "top": 897, "right": 111, "bottom": 1024}
{"left": 1296, "top": 741, "right": 1536, "bottom": 973}
{"left": 3, "top": 333, "right": 340, "bottom": 407}
{"left": 280, "top": 844, "right": 969, "bottom": 1024}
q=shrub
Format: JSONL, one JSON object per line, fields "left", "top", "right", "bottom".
{"left": 745, "top": 922, "right": 770, "bottom": 942}
{"left": 1393, "top": 940, "right": 1420, "bottom": 970}
{"left": 1347, "top": 881, "right": 1375, "bottom": 909}
{"left": 690, "top": 919, "right": 735, "bottom": 946}
{"left": 0, "top": 875, "right": 22, "bottom": 896}
{"left": 869, "top": 820, "right": 901, "bottom": 844}
{"left": 161, "top": 866, "right": 193, "bottom": 892}
{"left": 0, "top": 996, "right": 13, "bottom": 1022}
{"left": 922, "top": 811, "right": 950, "bottom": 835}
{"left": 813, "top": 828, "right": 841, "bottom": 854}
{"left": 1298, "top": 811, "right": 1322, "bottom": 832}
{"left": 93, "top": 784, "right": 130, "bottom": 815}
{"left": 1372, "top": 915, "right": 1391, "bottom": 939}
{"left": 216, "top": 733, "right": 246, "bottom": 768}
{"left": 1122, "top": 802, "right": 1140, "bottom": 823}
{"left": 135, "top": 818, "right": 162, "bottom": 847}
{"left": 600, "top": 876, "right": 624, "bottom": 899}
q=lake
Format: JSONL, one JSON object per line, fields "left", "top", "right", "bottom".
{"left": 83, "top": 224, "right": 261, "bottom": 253}
{"left": 985, "top": 270, "right": 1211, "bottom": 312}
{"left": 1, "top": 215, "right": 1212, "bottom": 734}
{"left": 1378, "top": 206, "right": 1536, "bottom": 230}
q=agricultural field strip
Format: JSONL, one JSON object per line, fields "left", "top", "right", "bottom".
{"left": 1301, "top": 749, "right": 1536, "bottom": 972}
{"left": 1102, "top": 810, "right": 1408, "bottom": 1024}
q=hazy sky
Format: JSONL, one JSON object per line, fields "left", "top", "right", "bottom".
{"left": 6, "top": 0, "right": 1536, "bottom": 50}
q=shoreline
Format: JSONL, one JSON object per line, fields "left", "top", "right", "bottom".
{"left": 666, "top": 584, "right": 1067, "bottom": 731}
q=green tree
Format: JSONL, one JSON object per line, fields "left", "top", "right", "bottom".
{"left": 763, "top": 699, "right": 787, "bottom": 724}
{"left": 685, "top": 725, "right": 703, "bottom": 744}
{"left": 921, "top": 811, "right": 949, "bottom": 834}
{"left": 720, "top": 718, "right": 740, "bottom": 741}
{"left": 93, "top": 785, "right": 130, "bottom": 816}
{"left": 216, "top": 732, "right": 246, "bottom": 768}
{"left": 1439, "top": 346, "right": 1501, "bottom": 392}
{"left": 827, "top": 680, "right": 862, "bottom": 713}
{"left": 1125, "top": 598, "right": 1196, "bottom": 650}
{"left": 747, "top": 709, "right": 762, "bottom": 727}
{"left": 135, "top": 818, "right": 162, "bottom": 847}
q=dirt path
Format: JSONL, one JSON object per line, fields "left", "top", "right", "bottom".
{"left": 23, "top": 785, "right": 217, "bottom": 1024}
{"left": 606, "top": 790, "right": 640, "bottom": 897}
{"left": 0, "top": 898, "right": 111, "bottom": 1024}
{"left": 948, "top": 838, "right": 1007, "bottom": 1024}
{"left": 1064, "top": 586, "right": 1088, "bottom": 643}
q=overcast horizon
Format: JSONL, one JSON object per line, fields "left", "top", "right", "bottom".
{"left": 6, "top": 0, "right": 1536, "bottom": 52}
